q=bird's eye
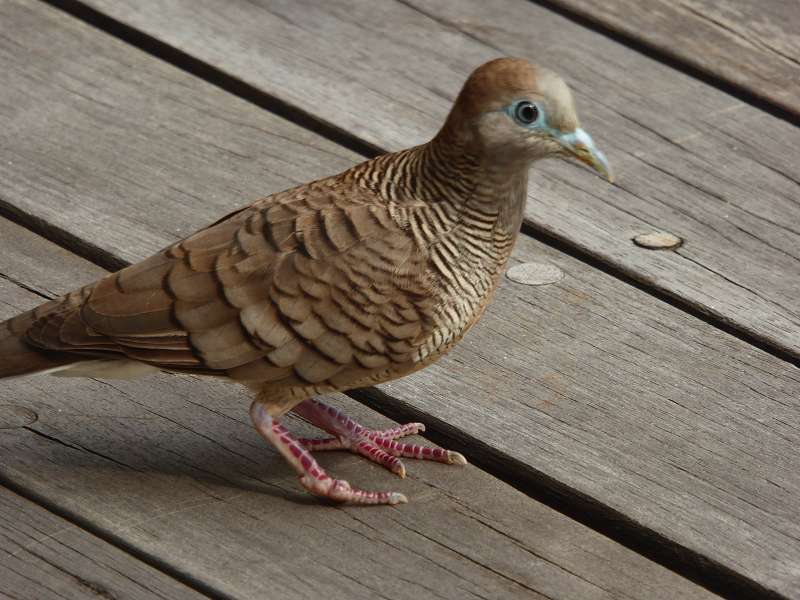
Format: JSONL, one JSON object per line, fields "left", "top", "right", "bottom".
{"left": 514, "top": 101, "right": 540, "bottom": 125}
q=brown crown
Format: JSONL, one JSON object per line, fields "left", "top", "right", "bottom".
{"left": 453, "top": 58, "right": 542, "bottom": 119}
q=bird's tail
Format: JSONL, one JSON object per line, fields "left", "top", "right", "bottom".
{"left": 0, "top": 308, "right": 71, "bottom": 379}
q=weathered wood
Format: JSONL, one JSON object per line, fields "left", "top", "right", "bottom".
{"left": 0, "top": 218, "right": 717, "bottom": 600}
{"left": 0, "top": 486, "right": 204, "bottom": 600}
{"left": 541, "top": 0, "right": 800, "bottom": 117}
{"left": 0, "top": 1, "right": 795, "bottom": 596}
{"left": 0, "top": 0, "right": 356, "bottom": 267}
{"left": 76, "top": 0, "right": 800, "bottom": 359}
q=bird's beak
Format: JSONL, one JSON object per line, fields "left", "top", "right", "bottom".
{"left": 557, "top": 128, "right": 613, "bottom": 182}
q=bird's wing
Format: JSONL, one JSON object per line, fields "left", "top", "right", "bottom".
{"left": 25, "top": 181, "right": 437, "bottom": 389}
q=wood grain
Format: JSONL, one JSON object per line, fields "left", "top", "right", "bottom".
{"left": 541, "top": 0, "right": 800, "bottom": 117}
{"left": 0, "top": 0, "right": 356, "bottom": 267}
{"left": 76, "top": 0, "right": 800, "bottom": 359}
{"left": 0, "top": 486, "right": 203, "bottom": 600}
{"left": 0, "top": 217, "right": 716, "bottom": 600}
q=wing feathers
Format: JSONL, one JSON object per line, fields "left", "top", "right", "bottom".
{"left": 18, "top": 180, "right": 434, "bottom": 401}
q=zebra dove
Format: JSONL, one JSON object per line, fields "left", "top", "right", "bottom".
{"left": 0, "top": 58, "right": 611, "bottom": 504}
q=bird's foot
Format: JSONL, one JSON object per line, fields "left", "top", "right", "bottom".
{"left": 300, "top": 473, "right": 407, "bottom": 505}
{"left": 250, "top": 401, "right": 407, "bottom": 505}
{"left": 293, "top": 398, "right": 467, "bottom": 478}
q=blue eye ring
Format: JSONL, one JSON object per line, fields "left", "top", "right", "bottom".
{"left": 509, "top": 100, "right": 542, "bottom": 126}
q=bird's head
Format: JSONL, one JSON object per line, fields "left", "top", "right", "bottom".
{"left": 441, "top": 57, "right": 612, "bottom": 181}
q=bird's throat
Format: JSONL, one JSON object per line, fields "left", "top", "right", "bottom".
{"left": 348, "top": 132, "right": 530, "bottom": 248}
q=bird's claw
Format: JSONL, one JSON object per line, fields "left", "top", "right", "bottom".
{"left": 300, "top": 474, "right": 408, "bottom": 505}
{"left": 299, "top": 420, "right": 467, "bottom": 478}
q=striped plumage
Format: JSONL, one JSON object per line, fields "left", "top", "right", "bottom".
{"left": 0, "top": 58, "right": 610, "bottom": 504}
{"left": 344, "top": 138, "right": 529, "bottom": 364}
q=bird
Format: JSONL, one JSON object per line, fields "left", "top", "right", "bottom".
{"left": 0, "top": 58, "right": 611, "bottom": 505}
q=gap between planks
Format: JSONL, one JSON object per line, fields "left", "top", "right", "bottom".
{"left": 31, "top": 0, "right": 800, "bottom": 372}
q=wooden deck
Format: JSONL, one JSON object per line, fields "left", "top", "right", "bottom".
{"left": 0, "top": 1, "right": 798, "bottom": 598}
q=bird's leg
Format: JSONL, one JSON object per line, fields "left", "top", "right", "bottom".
{"left": 250, "top": 401, "right": 407, "bottom": 505}
{"left": 292, "top": 398, "right": 467, "bottom": 478}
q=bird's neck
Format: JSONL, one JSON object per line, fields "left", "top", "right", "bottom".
{"left": 349, "top": 129, "right": 530, "bottom": 241}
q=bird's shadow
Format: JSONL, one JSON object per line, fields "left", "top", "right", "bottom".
{"left": 0, "top": 376, "right": 429, "bottom": 510}
{"left": 2, "top": 405, "right": 407, "bottom": 509}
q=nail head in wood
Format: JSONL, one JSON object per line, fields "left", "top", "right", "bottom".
{"left": 632, "top": 232, "right": 683, "bottom": 250}
{"left": 0, "top": 405, "right": 37, "bottom": 429}
{"left": 506, "top": 262, "right": 565, "bottom": 286}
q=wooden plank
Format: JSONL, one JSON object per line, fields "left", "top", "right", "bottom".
{"left": 0, "top": 219, "right": 716, "bottom": 600}
{"left": 536, "top": 0, "right": 800, "bottom": 117}
{"left": 0, "top": 0, "right": 356, "bottom": 267}
{"left": 0, "top": 486, "right": 204, "bottom": 600}
{"left": 0, "top": 6, "right": 716, "bottom": 600}
{"left": 0, "top": 1, "right": 794, "bottom": 596}
{"left": 74, "top": 0, "right": 800, "bottom": 359}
